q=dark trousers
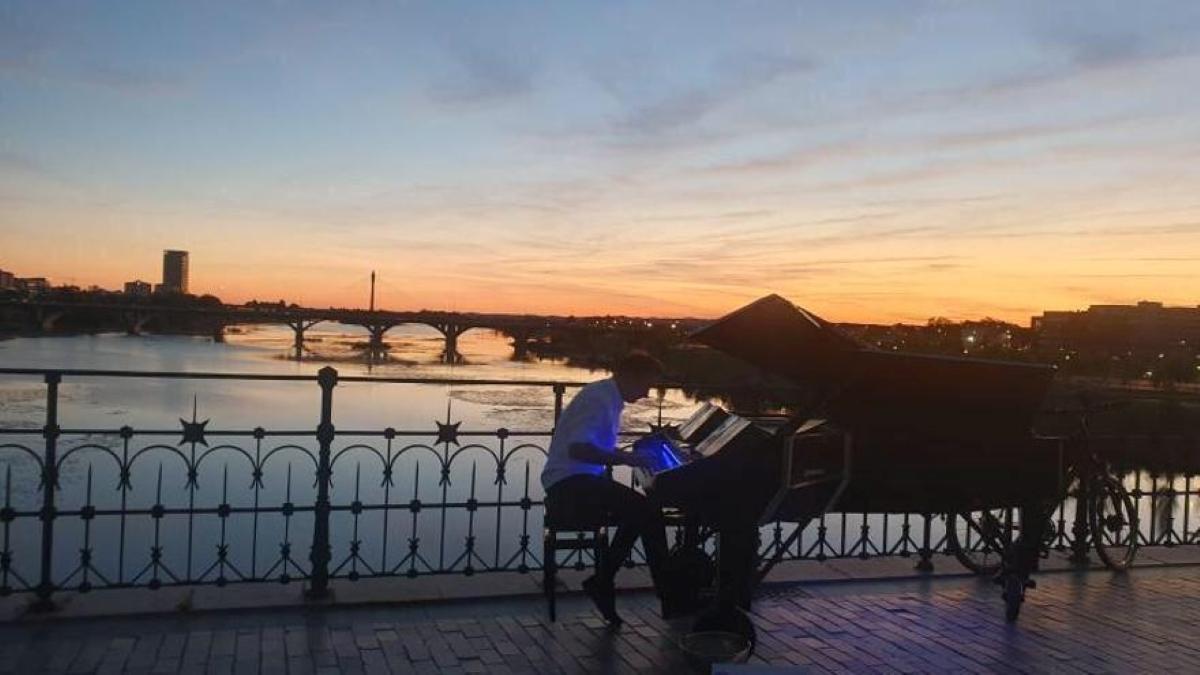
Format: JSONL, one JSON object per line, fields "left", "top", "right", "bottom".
{"left": 546, "top": 474, "right": 669, "bottom": 588}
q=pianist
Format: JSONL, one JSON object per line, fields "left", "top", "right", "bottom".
{"left": 541, "top": 351, "right": 669, "bottom": 625}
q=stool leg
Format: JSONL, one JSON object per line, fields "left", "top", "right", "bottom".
{"left": 593, "top": 526, "right": 607, "bottom": 578}
{"left": 544, "top": 527, "right": 557, "bottom": 622}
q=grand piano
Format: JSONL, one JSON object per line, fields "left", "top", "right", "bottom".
{"left": 633, "top": 294, "right": 1061, "bottom": 632}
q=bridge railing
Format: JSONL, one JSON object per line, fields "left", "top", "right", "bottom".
{"left": 0, "top": 367, "right": 598, "bottom": 609}
{"left": 0, "top": 367, "right": 1197, "bottom": 610}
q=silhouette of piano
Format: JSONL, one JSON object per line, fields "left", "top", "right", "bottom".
{"left": 635, "top": 294, "right": 1061, "bottom": 636}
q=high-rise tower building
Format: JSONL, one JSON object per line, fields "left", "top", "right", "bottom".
{"left": 162, "top": 250, "right": 189, "bottom": 294}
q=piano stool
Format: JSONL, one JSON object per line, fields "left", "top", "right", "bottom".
{"left": 542, "top": 504, "right": 693, "bottom": 621}
{"left": 542, "top": 510, "right": 612, "bottom": 622}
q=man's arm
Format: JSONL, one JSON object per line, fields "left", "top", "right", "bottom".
{"left": 568, "top": 442, "right": 654, "bottom": 468}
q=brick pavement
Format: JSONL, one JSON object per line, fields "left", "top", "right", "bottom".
{"left": 3, "top": 565, "right": 1200, "bottom": 673}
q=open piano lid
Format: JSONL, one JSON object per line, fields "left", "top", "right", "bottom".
{"left": 691, "top": 294, "right": 1055, "bottom": 437}
{"left": 688, "top": 294, "right": 861, "bottom": 387}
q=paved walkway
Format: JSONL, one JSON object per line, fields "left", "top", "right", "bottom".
{"left": 3, "top": 565, "right": 1200, "bottom": 674}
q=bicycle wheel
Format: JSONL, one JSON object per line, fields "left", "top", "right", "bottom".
{"left": 947, "top": 509, "right": 1014, "bottom": 575}
{"left": 1089, "top": 475, "right": 1138, "bottom": 571}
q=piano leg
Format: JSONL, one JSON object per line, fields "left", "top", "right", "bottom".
{"left": 1011, "top": 507, "right": 1047, "bottom": 575}
{"left": 683, "top": 523, "right": 760, "bottom": 657}
{"left": 709, "top": 522, "right": 756, "bottom": 612}
{"left": 1000, "top": 499, "right": 1055, "bottom": 622}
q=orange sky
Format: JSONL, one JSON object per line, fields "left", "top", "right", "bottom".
{"left": 4, "top": 191, "right": 1197, "bottom": 325}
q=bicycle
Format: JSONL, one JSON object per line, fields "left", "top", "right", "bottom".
{"left": 946, "top": 396, "right": 1138, "bottom": 596}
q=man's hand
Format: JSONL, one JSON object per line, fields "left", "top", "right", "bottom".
{"left": 568, "top": 442, "right": 640, "bottom": 468}
{"left": 567, "top": 442, "right": 658, "bottom": 470}
{"left": 620, "top": 449, "right": 658, "bottom": 470}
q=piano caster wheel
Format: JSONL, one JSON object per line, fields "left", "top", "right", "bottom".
{"left": 1001, "top": 573, "right": 1034, "bottom": 622}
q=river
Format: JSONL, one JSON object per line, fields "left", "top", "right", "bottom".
{"left": 0, "top": 323, "right": 698, "bottom": 431}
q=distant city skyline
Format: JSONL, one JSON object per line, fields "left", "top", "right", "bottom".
{"left": 2, "top": 2, "right": 1199, "bottom": 323}
{"left": 6, "top": 257, "right": 1198, "bottom": 331}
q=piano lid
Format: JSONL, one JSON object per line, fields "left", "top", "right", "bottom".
{"left": 688, "top": 294, "right": 861, "bottom": 388}
{"left": 691, "top": 294, "right": 1055, "bottom": 436}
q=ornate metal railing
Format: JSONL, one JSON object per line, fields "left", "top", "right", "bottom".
{"left": 0, "top": 367, "right": 600, "bottom": 609}
{"left": 0, "top": 367, "right": 1197, "bottom": 611}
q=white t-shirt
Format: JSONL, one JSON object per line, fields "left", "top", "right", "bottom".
{"left": 541, "top": 378, "right": 623, "bottom": 490}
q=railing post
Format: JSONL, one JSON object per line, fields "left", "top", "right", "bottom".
{"left": 552, "top": 384, "right": 565, "bottom": 424}
{"left": 33, "top": 372, "right": 61, "bottom": 611}
{"left": 915, "top": 512, "right": 934, "bottom": 572}
{"left": 307, "top": 366, "right": 337, "bottom": 599}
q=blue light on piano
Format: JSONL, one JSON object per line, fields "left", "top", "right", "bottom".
{"left": 656, "top": 440, "right": 682, "bottom": 469}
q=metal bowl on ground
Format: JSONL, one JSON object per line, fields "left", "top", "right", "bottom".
{"left": 679, "top": 630, "right": 753, "bottom": 671}
{"left": 680, "top": 606, "right": 756, "bottom": 671}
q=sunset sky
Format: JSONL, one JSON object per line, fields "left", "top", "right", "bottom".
{"left": 2, "top": 1, "right": 1198, "bottom": 323}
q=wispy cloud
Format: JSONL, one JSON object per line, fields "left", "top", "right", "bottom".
{"left": 73, "top": 63, "right": 188, "bottom": 95}
{"left": 1092, "top": 222, "right": 1200, "bottom": 236}
{"left": 0, "top": 150, "right": 50, "bottom": 177}
{"left": 697, "top": 114, "right": 1143, "bottom": 180}
{"left": 0, "top": 17, "right": 190, "bottom": 97}
{"left": 426, "top": 44, "right": 536, "bottom": 106}
{"left": 1091, "top": 256, "right": 1200, "bottom": 262}
{"left": 2, "top": 54, "right": 190, "bottom": 97}
{"left": 598, "top": 50, "right": 814, "bottom": 140}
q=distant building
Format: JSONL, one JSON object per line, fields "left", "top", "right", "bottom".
{"left": 1032, "top": 301, "right": 1200, "bottom": 351}
{"left": 161, "top": 250, "right": 189, "bottom": 294}
{"left": 124, "top": 280, "right": 152, "bottom": 297}
{"left": 0, "top": 269, "right": 14, "bottom": 290}
{"left": 17, "top": 277, "right": 50, "bottom": 294}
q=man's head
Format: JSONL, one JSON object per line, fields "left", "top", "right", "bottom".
{"left": 612, "top": 351, "right": 664, "bottom": 403}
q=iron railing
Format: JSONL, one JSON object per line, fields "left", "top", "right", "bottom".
{"left": 0, "top": 367, "right": 1196, "bottom": 611}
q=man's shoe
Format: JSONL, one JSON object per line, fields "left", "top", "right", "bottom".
{"left": 582, "top": 575, "right": 622, "bottom": 626}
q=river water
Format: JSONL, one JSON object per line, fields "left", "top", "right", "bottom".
{"left": 0, "top": 326, "right": 703, "bottom": 585}
{"left": 0, "top": 323, "right": 695, "bottom": 432}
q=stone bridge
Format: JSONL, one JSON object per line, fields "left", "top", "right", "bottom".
{"left": 0, "top": 299, "right": 695, "bottom": 362}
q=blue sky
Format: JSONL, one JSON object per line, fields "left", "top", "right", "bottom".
{"left": 2, "top": 1, "right": 1199, "bottom": 321}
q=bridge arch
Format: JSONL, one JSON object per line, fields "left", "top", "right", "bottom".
{"left": 423, "top": 322, "right": 475, "bottom": 364}
{"left": 285, "top": 318, "right": 324, "bottom": 360}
